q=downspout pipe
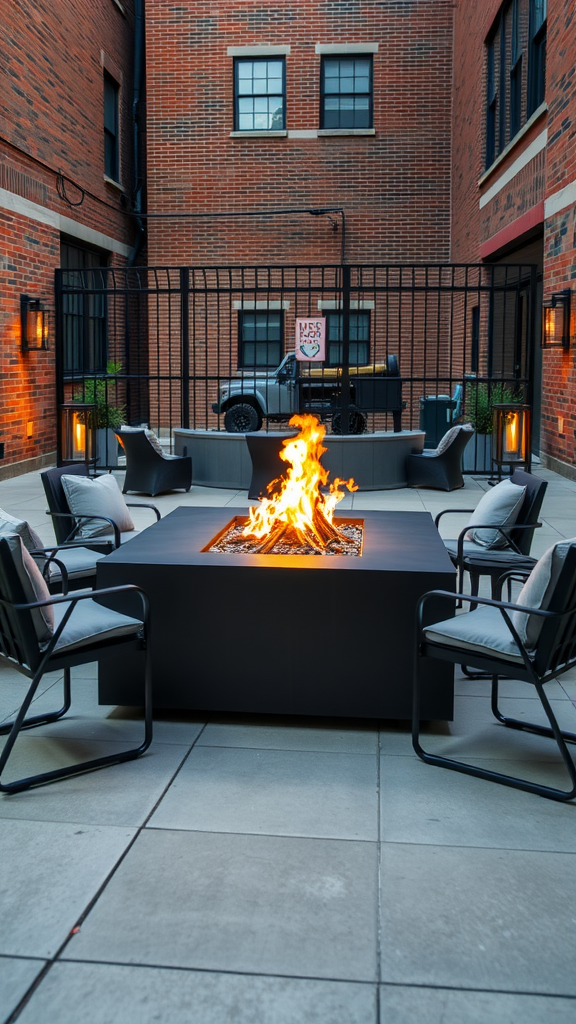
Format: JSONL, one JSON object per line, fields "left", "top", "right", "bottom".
{"left": 128, "top": 0, "right": 145, "bottom": 267}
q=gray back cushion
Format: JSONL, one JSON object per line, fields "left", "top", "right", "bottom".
{"left": 61, "top": 474, "right": 135, "bottom": 538}
{"left": 512, "top": 537, "right": 576, "bottom": 648}
{"left": 466, "top": 478, "right": 526, "bottom": 549}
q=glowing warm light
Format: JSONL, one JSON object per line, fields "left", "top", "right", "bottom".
{"left": 242, "top": 414, "right": 358, "bottom": 553}
{"left": 73, "top": 415, "right": 86, "bottom": 457}
{"left": 505, "top": 411, "right": 518, "bottom": 454}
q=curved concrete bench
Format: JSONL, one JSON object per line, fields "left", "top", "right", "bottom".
{"left": 173, "top": 428, "right": 425, "bottom": 491}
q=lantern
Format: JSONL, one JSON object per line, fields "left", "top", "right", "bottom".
{"left": 492, "top": 403, "right": 531, "bottom": 479}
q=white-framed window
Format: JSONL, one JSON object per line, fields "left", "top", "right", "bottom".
{"left": 234, "top": 58, "right": 286, "bottom": 132}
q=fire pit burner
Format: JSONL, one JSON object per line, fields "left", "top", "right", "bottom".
{"left": 205, "top": 515, "right": 363, "bottom": 556}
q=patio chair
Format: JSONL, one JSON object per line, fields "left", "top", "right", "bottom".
{"left": 412, "top": 537, "right": 576, "bottom": 801}
{"left": 0, "top": 534, "right": 152, "bottom": 794}
{"left": 1, "top": 506, "right": 104, "bottom": 593}
{"left": 116, "top": 429, "right": 192, "bottom": 496}
{"left": 435, "top": 470, "right": 548, "bottom": 600}
{"left": 41, "top": 464, "right": 161, "bottom": 553}
{"left": 406, "top": 423, "right": 474, "bottom": 491}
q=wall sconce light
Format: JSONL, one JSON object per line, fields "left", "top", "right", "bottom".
{"left": 20, "top": 295, "right": 49, "bottom": 351}
{"left": 542, "top": 289, "right": 571, "bottom": 349}
{"left": 492, "top": 402, "right": 531, "bottom": 480}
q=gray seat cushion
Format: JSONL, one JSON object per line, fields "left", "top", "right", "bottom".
{"left": 47, "top": 546, "right": 105, "bottom": 582}
{"left": 424, "top": 605, "right": 526, "bottom": 664}
{"left": 51, "top": 598, "right": 143, "bottom": 653}
{"left": 443, "top": 539, "right": 536, "bottom": 567}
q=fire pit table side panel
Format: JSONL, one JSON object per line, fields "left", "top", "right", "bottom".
{"left": 97, "top": 507, "right": 455, "bottom": 720}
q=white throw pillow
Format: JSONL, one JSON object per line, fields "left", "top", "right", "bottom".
{"left": 435, "top": 424, "right": 461, "bottom": 455}
{"left": 511, "top": 537, "right": 576, "bottom": 648}
{"left": 61, "top": 473, "right": 135, "bottom": 539}
{"left": 466, "top": 479, "right": 526, "bottom": 549}
{"left": 119, "top": 425, "right": 164, "bottom": 456}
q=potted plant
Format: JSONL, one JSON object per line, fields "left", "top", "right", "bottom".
{"left": 74, "top": 361, "right": 126, "bottom": 467}
{"left": 463, "top": 380, "right": 522, "bottom": 471}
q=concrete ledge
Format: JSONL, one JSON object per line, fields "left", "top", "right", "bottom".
{"left": 540, "top": 452, "right": 576, "bottom": 483}
{"left": 173, "top": 429, "right": 425, "bottom": 491}
{"left": 0, "top": 452, "right": 56, "bottom": 481}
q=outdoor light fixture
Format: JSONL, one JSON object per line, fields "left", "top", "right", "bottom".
{"left": 60, "top": 402, "right": 96, "bottom": 467}
{"left": 542, "top": 289, "right": 571, "bottom": 349}
{"left": 492, "top": 402, "right": 531, "bottom": 479}
{"left": 20, "top": 295, "right": 49, "bottom": 351}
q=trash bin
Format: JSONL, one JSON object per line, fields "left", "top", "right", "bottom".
{"left": 419, "top": 395, "right": 457, "bottom": 448}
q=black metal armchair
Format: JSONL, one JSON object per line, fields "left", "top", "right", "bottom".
{"left": 0, "top": 534, "right": 153, "bottom": 794}
{"left": 412, "top": 539, "right": 576, "bottom": 801}
{"left": 116, "top": 430, "right": 192, "bottom": 497}
{"left": 41, "top": 464, "right": 160, "bottom": 553}
{"left": 406, "top": 424, "right": 474, "bottom": 491}
{"left": 435, "top": 470, "right": 548, "bottom": 599}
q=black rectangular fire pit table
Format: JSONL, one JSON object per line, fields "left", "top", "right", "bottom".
{"left": 97, "top": 506, "right": 455, "bottom": 720}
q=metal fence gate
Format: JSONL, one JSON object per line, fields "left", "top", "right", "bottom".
{"left": 55, "top": 262, "right": 537, "bottom": 471}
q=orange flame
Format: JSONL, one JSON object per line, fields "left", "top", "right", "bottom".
{"left": 242, "top": 414, "right": 358, "bottom": 553}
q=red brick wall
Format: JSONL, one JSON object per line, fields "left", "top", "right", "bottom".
{"left": 145, "top": 0, "right": 454, "bottom": 266}
{"left": 451, "top": 0, "right": 576, "bottom": 471}
{"left": 0, "top": 0, "right": 138, "bottom": 472}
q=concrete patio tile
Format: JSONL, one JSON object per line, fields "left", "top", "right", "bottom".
{"left": 198, "top": 717, "right": 379, "bottom": 754}
{"left": 453, "top": 674, "right": 568, "bottom": 700}
{"left": 379, "top": 843, "right": 576, "bottom": 995}
{"left": 379, "top": 984, "right": 576, "bottom": 1023}
{"left": 148, "top": 745, "right": 378, "bottom": 840}
{"left": 16, "top": 962, "right": 377, "bottom": 1024}
{"left": 379, "top": 753, "right": 576, "bottom": 850}
{"left": 0, "top": 739, "right": 189, "bottom": 826}
{"left": 66, "top": 829, "right": 379, "bottom": 981}
{"left": 0, "top": 957, "right": 46, "bottom": 1024}
{"left": 419, "top": 694, "right": 576, "bottom": 761}
{"left": 0, "top": 819, "right": 136, "bottom": 958}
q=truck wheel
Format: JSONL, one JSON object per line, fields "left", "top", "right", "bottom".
{"left": 331, "top": 410, "right": 367, "bottom": 435}
{"left": 224, "top": 403, "right": 262, "bottom": 433}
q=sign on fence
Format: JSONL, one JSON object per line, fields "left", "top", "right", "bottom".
{"left": 295, "top": 318, "right": 326, "bottom": 361}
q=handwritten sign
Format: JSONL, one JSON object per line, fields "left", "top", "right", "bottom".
{"left": 295, "top": 318, "right": 326, "bottom": 361}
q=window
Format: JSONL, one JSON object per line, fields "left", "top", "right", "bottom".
{"left": 485, "top": 0, "right": 546, "bottom": 169}
{"left": 238, "top": 311, "right": 283, "bottom": 368}
{"left": 104, "top": 72, "right": 119, "bottom": 180}
{"left": 234, "top": 58, "right": 285, "bottom": 131}
{"left": 326, "top": 312, "right": 370, "bottom": 365}
{"left": 528, "top": 0, "right": 546, "bottom": 114}
{"left": 60, "top": 240, "right": 108, "bottom": 374}
{"left": 321, "top": 56, "right": 372, "bottom": 129}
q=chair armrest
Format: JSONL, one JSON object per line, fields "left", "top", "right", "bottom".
{"left": 31, "top": 551, "right": 70, "bottom": 595}
{"left": 125, "top": 503, "right": 161, "bottom": 522}
{"left": 456, "top": 520, "right": 543, "bottom": 564}
{"left": 45, "top": 511, "right": 121, "bottom": 548}
{"left": 434, "top": 508, "right": 475, "bottom": 528}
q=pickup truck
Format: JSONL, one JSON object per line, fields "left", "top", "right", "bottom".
{"left": 212, "top": 352, "right": 404, "bottom": 434}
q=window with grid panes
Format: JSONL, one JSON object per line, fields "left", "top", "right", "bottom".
{"left": 326, "top": 312, "right": 370, "bottom": 366}
{"left": 234, "top": 58, "right": 285, "bottom": 131}
{"left": 321, "top": 56, "right": 372, "bottom": 129}
{"left": 238, "top": 311, "right": 284, "bottom": 368}
{"left": 485, "top": 0, "right": 546, "bottom": 169}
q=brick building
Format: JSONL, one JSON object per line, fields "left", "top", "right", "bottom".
{"left": 451, "top": 0, "right": 576, "bottom": 477}
{"left": 0, "top": 0, "right": 143, "bottom": 476}
{"left": 1, "top": 0, "right": 575, "bottom": 478}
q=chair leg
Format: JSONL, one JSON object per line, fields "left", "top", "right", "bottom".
{"left": 0, "top": 651, "right": 153, "bottom": 795}
{"left": 413, "top": 659, "right": 576, "bottom": 802}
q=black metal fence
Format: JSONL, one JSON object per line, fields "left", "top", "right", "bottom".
{"left": 55, "top": 263, "right": 537, "bottom": 471}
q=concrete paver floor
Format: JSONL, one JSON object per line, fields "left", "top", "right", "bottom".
{"left": 1, "top": 464, "right": 575, "bottom": 1023}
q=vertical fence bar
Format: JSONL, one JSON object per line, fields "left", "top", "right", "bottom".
{"left": 180, "top": 267, "right": 190, "bottom": 429}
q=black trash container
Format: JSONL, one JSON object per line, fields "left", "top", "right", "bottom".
{"left": 419, "top": 395, "right": 457, "bottom": 448}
